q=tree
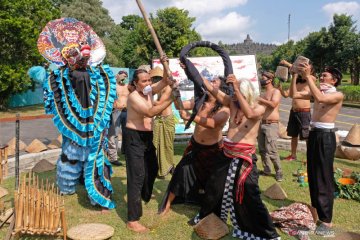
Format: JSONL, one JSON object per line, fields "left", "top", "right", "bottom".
{"left": 60, "top": 0, "right": 127, "bottom": 66}
{"left": 121, "top": 7, "right": 202, "bottom": 68}
{"left": 0, "top": 0, "right": 60, "bottom": 108}
{"left": 327, "top": 14, "right": 360, "bottom": 85}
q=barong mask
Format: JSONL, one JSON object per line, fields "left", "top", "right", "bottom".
{"left": 37, "top": 17, "right": 106, "bottom": 67}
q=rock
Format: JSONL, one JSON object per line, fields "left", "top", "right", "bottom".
{"left": 264, "top": 183, "right": 288, "bottom": 200}
{"left": 335, "top": 145, "right": 347, "bottom": 159}
{"left": 25, "top": 139, "right": 47, "bottom": 153}
{"left": 343, "top": 124, "right": 360, "bottom": 146}
{"left": 32, "top": 159, "right": 55, "bottom": 173}
{"left": 7, "top": 138, "right": 27, "bottom": 156}
{"left": 57, "top": 135, "right": 62, "bottom": 144}
{"left": 278, "top": 122, "right": 291, "bottom": 139}
{"left": 340, "top": 145, "right": 360, "bottom": 161}
{"left": 47, "top": 139, "right": 62, "bottom": 149}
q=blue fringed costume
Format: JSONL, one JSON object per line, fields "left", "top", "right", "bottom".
{"left": 35, "top": 18, "right": 117, "bottom": 209}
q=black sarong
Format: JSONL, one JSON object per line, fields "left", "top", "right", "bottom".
{"left": 307, "top": 128, "right": 336, "bottom": 223}
{"left": 199, "top": 152, "right": 280, "bottom": 239}
{"left": 125, "top": 127, "right": 158, "bottom": 221}
{"left": 158, "top": 137, "right": 223, "bottom": 213}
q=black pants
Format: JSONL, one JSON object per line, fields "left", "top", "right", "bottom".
{"left": 199, "top": 153, "right": 279, "bottom": 239}
{"left": 124, "top": 127, "right": 158, "bottom": 221}
{"left": 307, "top": 130, "right": 336, "bottom": 223}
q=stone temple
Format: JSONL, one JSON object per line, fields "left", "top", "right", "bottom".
{"left": 223, "top": 34, "right": 277, "bottom": 55}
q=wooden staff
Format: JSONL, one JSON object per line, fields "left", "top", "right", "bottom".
{"left": 135, "top": 0, "right": 184, "bottom": 109}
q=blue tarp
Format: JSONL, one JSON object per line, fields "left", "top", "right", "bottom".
{"left": 8, "top": 66, "right": 135, "bottom": 108}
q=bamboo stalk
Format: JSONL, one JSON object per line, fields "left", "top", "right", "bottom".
{"left": 60, "top": 199, "right": 67, "bottom": 240}
{"left": 15, "top": 175, "right": 25, "bottom": 233}
{"left": 135, "top": 0, "right": 183, "bottom": 109}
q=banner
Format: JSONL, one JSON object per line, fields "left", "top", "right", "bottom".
{"left": 153, "top": 55, "right": 259, "bottom": 134}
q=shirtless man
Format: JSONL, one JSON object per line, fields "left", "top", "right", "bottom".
{"left": 150, "top": 67, "right": 176, "bottom": 178}
{"left": 125, "top": 65, "right": 173, "bottom": 233}
{"left": 279, "top": 60, "right": 312, "bottom": 161}
{"left": 257, "top": 71, "right": 283, "bottom": 181}
{"left": 114, "top": 71, "right": 132, "bottom": 157}
{"left": 159, "top": 76, "right": 230, "bottom": 215}
{"left": 193, "top": 74, "right": 280, "bottom": 240}
{"left": 292, "top": 64, "right": 343, "bottom": 237}
{"left": 108, "top": 71, "right": 128, "bottom": 166}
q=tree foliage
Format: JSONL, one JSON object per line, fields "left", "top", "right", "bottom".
{"left": 258, "top": 14, "right": 360, "bottom": 85}
{"left": 0, "top": 0, "right": 60, "bottom": 108}
{"left": 121, "top": 7, "right": 202, "bottom": 68}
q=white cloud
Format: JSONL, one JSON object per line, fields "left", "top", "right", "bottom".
{"left": 102, "top": 0, "right": 248, "bottom": 23}
{"left": 173, "top": 0, "right": 248, "bottom": 16}
{"left": 196, "top": 12, "right": 252, "bottom": 43}
{"left": 322, "top": 1, "right": 360, "bottom": 19}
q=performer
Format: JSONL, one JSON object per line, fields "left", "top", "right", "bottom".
{"left": 292, "top": 64, "right": 343, "bottom": 237}
{"left": 193, "top": 75, "right": 280, "bottom": 240}
{"left": 37, "top": 18, "right": 116, "bottom": 210}
{"left": 278, "top": 60, "right": 312, "bottom": 161}
{"left": 125, "top": 60, "right": 173, "bottom": 233}
{"left": 159, "top": 75, "right": 230, "bottom": 216}
{"left": 257, "top": 71, "right": 283, "bottom": 182}
{"left": 150, "top": 66, "right": 176, "bottom": 178}
{"left": 108, "top": 70, "right": 128, "bottom": 166}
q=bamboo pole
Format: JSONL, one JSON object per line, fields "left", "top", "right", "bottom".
{"left": 135, "top": 0, "right": 183, "bottom": 109}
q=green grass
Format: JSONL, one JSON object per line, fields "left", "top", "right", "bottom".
{"left": 0, "top": 144, "right": 359, "bottom": 239}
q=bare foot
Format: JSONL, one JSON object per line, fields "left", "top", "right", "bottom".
{"left": 159, "top": 206, "right": 171, "bottom": 217}
{"left": 127, "top": 221, "right": 149, "bottom": 233}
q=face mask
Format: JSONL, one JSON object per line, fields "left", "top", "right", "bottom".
{"left": 260, "top": 80, "right": 269, "bottom": 86}
{"left": 142, "top": 85, "right": 152, "bottom": 95}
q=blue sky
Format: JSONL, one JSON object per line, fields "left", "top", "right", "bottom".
{"left": 103, "top": 0, "right": 360, "bottom": 45}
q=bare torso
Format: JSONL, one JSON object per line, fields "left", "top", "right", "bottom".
{"left": 226, "top": 101, "right": 262, "bottom": 145}
{"left": 312, "top": 94, "right": 343, "bottom": 123}
{"left": 193, "top": 102, "right": 229, "bottom": 145}
{"left": 116, "top": 84, "right": 130, "bottom": 110}
{"left": 292, "top": 83, "right": 311, "bottom": 109}
{"left": 156, "top": 86, "right": 173, "bottom": 117}
{"left": 126, "top": 91, "right": 153, "bottom": 131}
{"left": 262, "top": 88, "right": 280, "bottom": 121}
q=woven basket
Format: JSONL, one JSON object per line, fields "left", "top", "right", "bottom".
{"left": 194, "top": 213, "right": 229, "bottom": 240}
{"left": 67, "top": 223, "right": 114, "bottom": 240}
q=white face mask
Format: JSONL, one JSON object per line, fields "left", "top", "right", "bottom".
{"left": 142, "top": 85, "right": 152, "bottom": 95}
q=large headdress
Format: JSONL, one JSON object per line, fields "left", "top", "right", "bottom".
{"left": 37, "top": 18, "right": 106, "bottom": 68}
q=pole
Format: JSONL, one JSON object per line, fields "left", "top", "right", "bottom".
{"left": 288, "top": 14, "right": 291, "bottom": 42}
{"left": 15, "top": 113, "right": 20, "bottom": 190}
{"left": 135, "top": 0, "right": 183, "bottom": 109}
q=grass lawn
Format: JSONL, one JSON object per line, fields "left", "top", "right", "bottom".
{"left": 0, "top": 144, "right": 359, "bottom": 239}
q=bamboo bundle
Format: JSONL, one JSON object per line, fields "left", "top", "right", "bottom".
{"left": 12, "top": 172, "right": 66, "bottom": 239}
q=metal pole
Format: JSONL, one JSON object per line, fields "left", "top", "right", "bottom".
{"left": 288, "top": 14, "right": 291, "bottom": 42}
{"left": 15, "top": 113, "right": 20, "bottom": 190}
{"left": 135, "top": 0, "right": 184, "bottom": 109}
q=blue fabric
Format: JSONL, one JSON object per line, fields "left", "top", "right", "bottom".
{"left": 28, "top": 66, "right": 47, "bottom": 83}
{"left": 48, "top": 64, "right": 117, "bottom": 208}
